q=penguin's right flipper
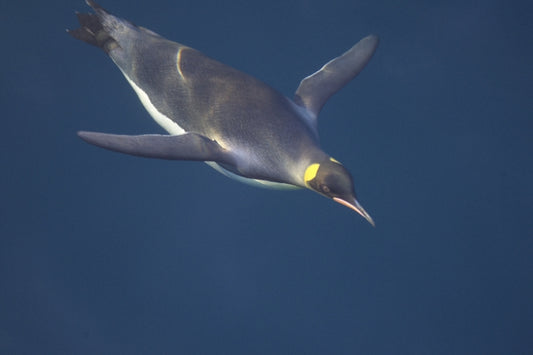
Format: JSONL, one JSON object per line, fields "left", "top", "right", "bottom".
{"left": 78, "top": 131, "right": 235, "bottom": 164}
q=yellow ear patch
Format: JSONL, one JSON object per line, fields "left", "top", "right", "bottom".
{"left": 304, "top": 163, "right": 320, "bottom": 186}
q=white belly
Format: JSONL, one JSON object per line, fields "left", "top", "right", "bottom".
{"left": 121, "top": 70, "right": 299, "bottom": 190}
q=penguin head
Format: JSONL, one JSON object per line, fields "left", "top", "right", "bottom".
{"left": 304, "top": 158, "right": 374, "bottom": 226}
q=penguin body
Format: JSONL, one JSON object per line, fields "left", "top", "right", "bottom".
{"left": 69, "top": 0, "right": 378, "bottom": 224}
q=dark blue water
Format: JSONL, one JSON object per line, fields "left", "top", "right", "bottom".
{"left": 1, "top": 0, "right": 531, "bottom": 353}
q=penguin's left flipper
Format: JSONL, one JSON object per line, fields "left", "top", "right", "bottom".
{"left": 78, "top": 131, "right": 235, "bottom": 164}
{"left": 294, "top": 35, "right": 379, "bottom": 122}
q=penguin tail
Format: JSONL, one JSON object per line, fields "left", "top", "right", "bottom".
{"left": 67, "top": 0, "right": 119, "bottom": 54}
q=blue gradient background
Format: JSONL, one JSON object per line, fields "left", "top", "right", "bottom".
{"left": 1, "top": 0, "right": 532, "bottom": 353}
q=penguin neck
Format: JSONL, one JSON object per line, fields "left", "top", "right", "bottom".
{"left": 292, "top": 149, "right": 330, "bottom": 187}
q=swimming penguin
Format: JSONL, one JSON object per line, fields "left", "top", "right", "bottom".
{"left": 68, "top": 0, "right": 379, "bottom": 225}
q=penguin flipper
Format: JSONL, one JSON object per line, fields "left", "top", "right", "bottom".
{"left": 78, "top": 131, "right": 235, "bottom": 164}
{"left": 294, "top": 35, "right": 379, "bottom": 121}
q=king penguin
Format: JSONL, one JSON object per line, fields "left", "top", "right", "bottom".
{"left": 68, "top": 0, "right": 379, "bottom": 225}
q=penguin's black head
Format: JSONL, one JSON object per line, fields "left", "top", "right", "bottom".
{"left": 304, "top": 158, "right": 374, "bottom": 226}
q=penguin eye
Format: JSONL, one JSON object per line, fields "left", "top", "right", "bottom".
{"left": 321, "top": 185, "right": 330, "bottom": 194}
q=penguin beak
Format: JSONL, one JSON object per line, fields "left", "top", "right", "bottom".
{"left": 333, "top": 197, "right": 375, "bottom": 226}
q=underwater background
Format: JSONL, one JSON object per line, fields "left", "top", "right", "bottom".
{"left": 1, "top": 0, "right": 532, "bottom": 353}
